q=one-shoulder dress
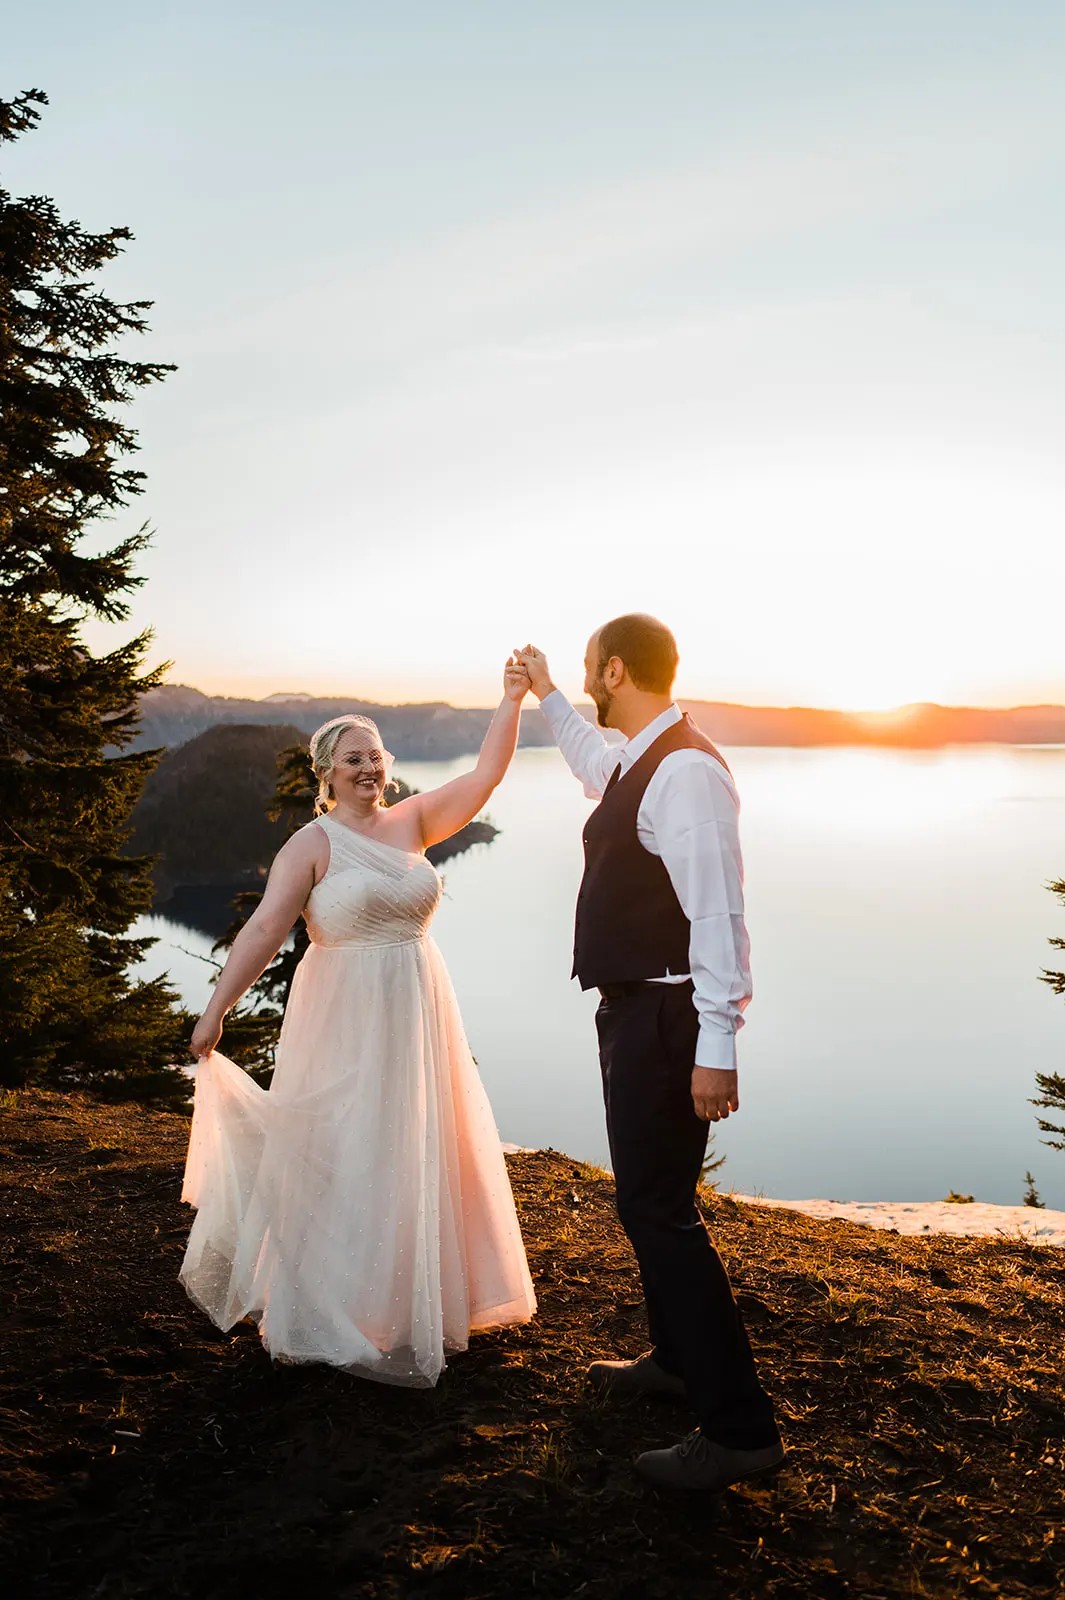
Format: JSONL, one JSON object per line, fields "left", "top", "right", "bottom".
{"left": 179, "top": 814, "right": 536, "bottom": 1385}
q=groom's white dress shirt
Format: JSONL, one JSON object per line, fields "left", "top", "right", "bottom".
{"left": 540, "top": 692, "right": 752, "bottom": 1073}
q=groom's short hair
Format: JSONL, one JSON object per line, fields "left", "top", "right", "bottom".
{"left": 597, "top": 614, "right": 678, "bottom": 693}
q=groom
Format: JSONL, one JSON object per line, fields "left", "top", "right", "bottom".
{"left": 516, "top": 617, "right": 783, "bottom": 1491}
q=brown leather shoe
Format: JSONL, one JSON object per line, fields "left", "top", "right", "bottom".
{"left": 586, "top": 1352, "right": 687, "bottom": 1399}
{"left": 635, "top": 1428, "right": 785, "bottom": 1491}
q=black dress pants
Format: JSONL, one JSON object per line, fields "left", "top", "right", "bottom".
{"left": 595, "top": 981, "right": 778, "bottom": 1449}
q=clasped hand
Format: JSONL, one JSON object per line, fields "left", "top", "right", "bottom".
{"left": 505, "top": 644, "right": 554, "bottom": 702}
{"left": 513, "top": 645, "right": 552, "bottom": 699}
{"left": 503, "top": 654, "right": 532, "bottom": 702}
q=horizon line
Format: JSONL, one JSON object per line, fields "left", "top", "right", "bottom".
{"left": 149, "top": 683, "right": 1065, "bottom": 719}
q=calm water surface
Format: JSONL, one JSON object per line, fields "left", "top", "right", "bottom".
{"left": 133, "top": 745, "right": 1065, "bottom": 1209}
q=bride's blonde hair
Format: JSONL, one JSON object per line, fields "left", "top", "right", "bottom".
{"left": 308, "top": 715, "right": 393, "bottom": 815}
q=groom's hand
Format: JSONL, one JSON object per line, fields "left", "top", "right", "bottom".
{"left": 514, "top": 644, "right": 556, "bottom": 701}
{"left": 691, "top": 1067, "right": 739, "bottom": 1122}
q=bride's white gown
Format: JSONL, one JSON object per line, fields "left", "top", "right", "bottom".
{"left": 179, "top": 814, "right": 536, "bottom": 1385}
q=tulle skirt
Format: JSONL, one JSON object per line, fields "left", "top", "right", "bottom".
{"left": 179, "top": 936, "right": 536, "bottom": 1385}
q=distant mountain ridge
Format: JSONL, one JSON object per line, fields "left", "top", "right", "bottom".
{"left": 134, "top": 683, "right": 1065, "bottom": 755}
{"left": 132, "top": 685, "right": 554, "bottom": 758}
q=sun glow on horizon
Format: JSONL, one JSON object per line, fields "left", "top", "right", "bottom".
{"left": 168, "top": 666, "right": 1062, "bottom": 715}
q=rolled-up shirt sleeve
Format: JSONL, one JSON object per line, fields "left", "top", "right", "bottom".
{"left": 539, "top": 689, "right": 621, "bottom": 800}
{"left": 649, "top": 756, "right": 752, "bottom": 1071}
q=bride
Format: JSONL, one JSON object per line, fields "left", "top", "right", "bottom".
{"left": 180, "top": 659, "right": 537, "bottom": 1385}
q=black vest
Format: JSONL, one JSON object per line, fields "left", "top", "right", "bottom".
{"left": 571, "top": 714, "right": 732, "bottom": 990}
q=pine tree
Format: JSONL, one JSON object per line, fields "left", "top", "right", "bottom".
{"left": 1034, "top": 877, "right": 1065, "bottom": 1151}
{"left": 0, "top": 89, "right": 186, "bottom": 1096}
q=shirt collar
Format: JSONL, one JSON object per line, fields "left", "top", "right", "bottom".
{"left": 619, "top": 703, "right": 682, "bottom": 770}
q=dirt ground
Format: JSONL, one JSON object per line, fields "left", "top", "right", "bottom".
{"left": 2, "top": 1090, "right": 1064, "bottom": 1600}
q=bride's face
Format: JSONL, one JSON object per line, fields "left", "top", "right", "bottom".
{"left": 330, "top": 727, "right": 388, "bottom": 809}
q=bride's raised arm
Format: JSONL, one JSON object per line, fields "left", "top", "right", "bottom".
{"left": 403, "top": 658, "right": 529, "bottom": 851}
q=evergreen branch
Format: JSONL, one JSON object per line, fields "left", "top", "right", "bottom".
{"left": 172, "top": 944, "right": 225, "bottom": 972}
{"left": 0, "top": 814, "right": 42, "bottom": 853}
{"left": 0, "top": 91, "right": 47, "bottom": 144}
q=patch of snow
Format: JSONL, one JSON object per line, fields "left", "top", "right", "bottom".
{"left": 733, "top": 1195, "right": 1065, "bottom": 1245}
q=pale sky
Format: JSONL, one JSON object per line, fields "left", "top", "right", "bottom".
{"left": 6, "top": 3, "right": 1065, "bottom": 708}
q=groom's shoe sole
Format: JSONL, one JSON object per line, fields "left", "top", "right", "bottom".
{"left": 586, "top": 1354, "right": 687, "bottom": 1400}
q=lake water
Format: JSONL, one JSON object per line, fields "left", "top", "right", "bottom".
{"left": 132, "top": 745, "right": 1065, "bottom": 1210}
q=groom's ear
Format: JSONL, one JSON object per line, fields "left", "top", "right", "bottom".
{"left": 603, "top": 654, "right": 627, "bottom": 688}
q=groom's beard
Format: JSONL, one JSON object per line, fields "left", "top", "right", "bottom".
{"left": 590, "top": 679, "right": 614, "bottom": 728}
